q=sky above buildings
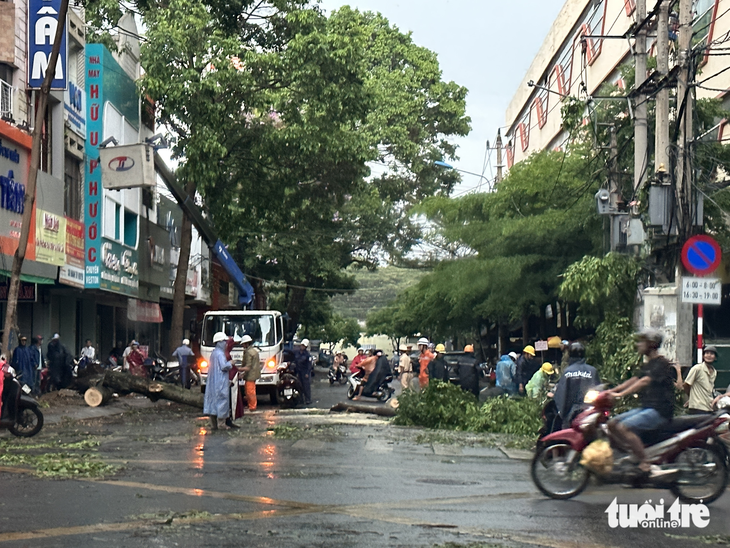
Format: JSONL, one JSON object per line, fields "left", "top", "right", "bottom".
{"left": 318, "top": 0, "right": 566, "bottom": 193}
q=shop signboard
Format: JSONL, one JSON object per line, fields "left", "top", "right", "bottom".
{"left": 35, "top": 208, "right": 66, "bottom": 266}
{"left": 139, "top": 220, "right": 170, "bottom": 288}
{"left": 59, "top": 217, "right": 85, "bottom": 288}
{"left": 84, "top": 45, "right": 103, "bottom": 288}
{"left": 27, "top": 0, "right": 67, "bottom": 90}
{"left": 0, "top": 281, "right": 36, "bottom": 302}
{"left": 64, "top": 81, "right": 86, "bottom": 138}
{"left": 0, "top": 136, "right": 30, "bottom": 257}
{"left": 99, "top": 238, "right": 138, "bottom": 296}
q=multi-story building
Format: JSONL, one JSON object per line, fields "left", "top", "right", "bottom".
{"left": 0, "top": 7, "right": 214, "bottom": 358}
{"left": 505, "top": 0, "right": 730, "bottom": 166}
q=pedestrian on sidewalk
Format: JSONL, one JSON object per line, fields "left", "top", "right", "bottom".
{"left": 126, "top": 341, "right": 146, "bottom": 377}
{"left": 11, "top": 336, "right": 34, "bottom": 390}
{"left": 240, "top": 335, "right": 260, "bottom": 411}
{"left": 172, "top": 338, "right": 195, "bottom": 389}
{"left": 30, "top": 335, "right": 43, "bottom": 395}
{"left": 681, "top": 346, "right": 718, "bottom": 414}
{"left": 294, "top": 339, "right": 312, "bottom": 405}
{"left": 47, "top": 334, "right": 72, "bottom": 390}
{"left": 204, "top": 332, "right": 232, "bottom": 430}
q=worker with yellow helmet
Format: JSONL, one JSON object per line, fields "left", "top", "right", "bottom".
{"left": 458, "top": 344, "right": 480, "bottom": 397}
{"left": 517, "top": 345, "right": 540, "bottom": 396}
{"left": 525, "top": 362, "right": 555, "bottom": 398}
{"left": 428, "top": 343, "right": 449, "bottom": 383}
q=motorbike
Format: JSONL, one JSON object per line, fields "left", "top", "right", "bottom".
{"left": 1, "top": 366, "right": 44, "bottom": 437}
{"left": 144, "top": 352, "right": 180, "bottom": 384}
{"left": 328, "top": 363, "right": 348, "bottom": 385}
{"left": 531, "top": 389, "right": 730, "bottom": 504}
{"left": 346, "top": 370, "right": 394, "bottom": 402}
{"left": 276, "top": 361, "right": 304, "bottom": 408}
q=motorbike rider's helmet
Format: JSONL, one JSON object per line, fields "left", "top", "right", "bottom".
{"left": 435, "top": 344, "right": 446, "bottom": 353}
{"left": 635, "top": 327, "right": 663, "bottom": 348}
{"left": 569, "top": 342, "right": 585, "bottom": 358}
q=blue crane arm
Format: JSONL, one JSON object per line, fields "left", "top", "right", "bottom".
{"left": 154, "top": 153, "right": 254, "bottom": 306}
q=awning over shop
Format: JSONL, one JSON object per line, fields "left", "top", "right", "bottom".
{"left": 127, "top": 298, "right": 163, "bottom": 323}
{"left": 0, "top": 270, "right": 56, "bottom": 284}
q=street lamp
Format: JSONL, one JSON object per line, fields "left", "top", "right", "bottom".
{"left": 434, "top": 160, "right": 491, "bottom": 192}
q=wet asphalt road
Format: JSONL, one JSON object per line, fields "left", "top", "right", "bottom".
{"left": 0, "top": 372, "right": 729, "bottom": 547}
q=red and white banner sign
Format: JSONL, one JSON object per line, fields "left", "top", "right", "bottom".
{"left": 127, "top": 298, "right": 163, "bottom": 323}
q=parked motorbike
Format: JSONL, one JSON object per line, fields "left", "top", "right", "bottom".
{"left": 144, "top": 353, "right": 180, "bottom": 384}
{"left": 276, "top": 361, "right": 304, "bottom": 408}
{"left": 531, "top": 389, "right": 730, "bottom": 504}
{"left": 1, "top": 366, "right": 44, "bottom": 437}
{"left": 328, "top": 363, "right": 347, "bottom": 385}
{"left": 346, "top": 371, "right": 394, "bottom": 402}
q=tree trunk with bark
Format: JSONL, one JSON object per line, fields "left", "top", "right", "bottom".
{"left": 286, "top": 285, "right": 307, "bottom": 334}
{"left": 1, "top": 0, "right": 69, "bottom": 359}
{"left": 170, "top": 179, "right": 197, "bottom": 355}
{"left": 330, "top": 402, "right": 396, "bottom": 417}
{"left": 75, "top": 364, "right": 203, "bottom": 408}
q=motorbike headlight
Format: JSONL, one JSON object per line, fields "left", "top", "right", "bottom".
{"left": 584, "top": 389, "right": 600, "bottom": 404}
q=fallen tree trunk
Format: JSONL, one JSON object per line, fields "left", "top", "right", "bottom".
{"left": 84, "top": 386, "right": 112, "bottom": 407}
{"left": 330, "top": 402, "right": 396, "bottom": 417}
{"left": 100, "top": 370, "right": 204, "bottom": 409}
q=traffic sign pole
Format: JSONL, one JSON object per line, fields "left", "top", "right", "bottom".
{"left": 697, "top": 304, "right": 704, "bottom": 364}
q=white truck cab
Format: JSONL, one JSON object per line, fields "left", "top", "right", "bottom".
{"left": 198, "top": 310, "right": 285, "bottom": 402}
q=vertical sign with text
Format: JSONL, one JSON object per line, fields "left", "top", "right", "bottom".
{"left": 27, "top": 0, "right": 67, "bottom": 90}
{"left": 84, "top": 45, "right": 102, "bottom": 287}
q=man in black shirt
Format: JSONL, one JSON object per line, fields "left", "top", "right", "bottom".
{"left": 552, "top": 342, "right": 600, "bottom": 428}
{"left": 607, "top": 328, "right": 680, "bottom": 474}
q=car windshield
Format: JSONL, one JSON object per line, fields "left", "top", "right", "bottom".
{"left": 202, "top": 314, "right": 277, "bottom": 347}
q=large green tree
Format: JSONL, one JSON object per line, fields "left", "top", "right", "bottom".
{"left": 375, "top": 148, "right": 602, "bottom": 344}
{"left": 204, "top": 7, "right": 470, "bottom": 332}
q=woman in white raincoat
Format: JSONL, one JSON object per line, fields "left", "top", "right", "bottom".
{"left": 203, "top": 332, "right": 232, "bottom": 430}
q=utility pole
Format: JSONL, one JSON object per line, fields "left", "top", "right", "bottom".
{"left": 495, "top": 129, "right": 503, "bottom": 185}
{"left": 675, "top": 0, "right": 695, "bottom": 368}
{"left": 634, "top": 0, "right": 649, "bottom": 197}
{"left": 675, "top": 0, "right": 693, "bottom": 240}
{"left": 1, "top": 0, "right": 69, "bottom": 358}
{"left": 655, "top": 0, "right": 670, "bottom": 172}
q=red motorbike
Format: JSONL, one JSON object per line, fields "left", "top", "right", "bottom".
{"left": 531, "top": 389, "right": 730, "bottom": 504}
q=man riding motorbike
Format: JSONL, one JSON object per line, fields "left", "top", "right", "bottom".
{"left": 606, "top": 328, "right": 683, "bottom": 475}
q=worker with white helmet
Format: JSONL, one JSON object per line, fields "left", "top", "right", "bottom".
{"left": 203, "top": 332, "right": 232, "bottom": 430}
{"left": 293, "top": 338, "right": 312, "bottom": 405}
{"left": 398, "top": 344, "right": 413, "bottom": 390}
{"left": 417, "top": 337, "right": 434, "bottom": 389}
{"left": 172, "top": 338, "right": 195, "bottom": 389}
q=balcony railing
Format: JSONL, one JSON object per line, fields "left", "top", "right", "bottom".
{"left": 0, "top": 79, "right": 12, "bottom": 121}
